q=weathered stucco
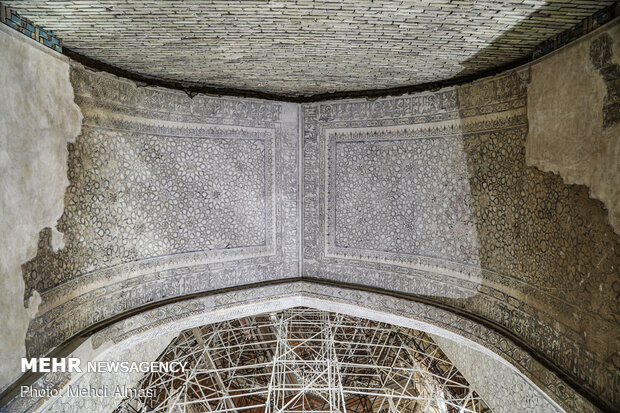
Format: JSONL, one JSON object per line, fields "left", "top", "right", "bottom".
{"left": 527, "top": 20, "right": 620, "bottom": 233}
{"left": 432, "top": 335, "right": 560, "bottom": 413}
{"left": 0, "top": 25, "right": 82, "bottom": 391}
{"left": 303, "top": 67, "right": 619, "bottom": 410}
{"left": 40, "top": 334, "right": 173, "bottom": 413}
{"left": 4, "top": 285, "right": 573, "bottom": 413}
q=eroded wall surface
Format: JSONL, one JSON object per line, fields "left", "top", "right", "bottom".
{"left": 21, "top": 65, "right": 300, "bottom": 363}
{"left": 527, "top": 20, "right": 620, "bottom": 233}
{"left": 302, "top": 58, "right": 619, "bottom": 411}
{"left": 0, "top": 25, "right": 82, "bottom": 391}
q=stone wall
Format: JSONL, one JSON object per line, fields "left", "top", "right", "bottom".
{"left": 0, "top": 25, "right": 81, "bottom": 392}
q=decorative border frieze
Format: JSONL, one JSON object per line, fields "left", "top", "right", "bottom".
{"left": 0, "top": 3, "right": 61, "bottom": 52}
{"left": 22, "top": 67, "right": 300, "bottom": 362}
{"left": 5, "top": 283, "right": 597, "bottom": 413}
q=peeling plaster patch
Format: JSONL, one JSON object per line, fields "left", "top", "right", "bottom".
{"left": 0, "top": 25, "right": 82, "bottom": 391}
{"left": 590, "top": 33, "right": 620, "bottom": 128}
{"left": 527, "top": 22, "right": 620, "bottom": 233}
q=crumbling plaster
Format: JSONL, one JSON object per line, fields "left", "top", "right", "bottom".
{"left": 527, "top": 20, "right": 620, "bottom": 233}
{"left": 0, "top": 25, "right": 82, "bottom": 391}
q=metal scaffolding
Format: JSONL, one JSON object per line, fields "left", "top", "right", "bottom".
{"left": 115, "top": 308, "right": 492, "bottom": 413}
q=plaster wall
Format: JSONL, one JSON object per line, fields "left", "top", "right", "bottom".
{"left": 432, "top": 334, "right": 560, "bottom": 413}
{"left": 21, "top": 63, "right": 300, "bottom": 362}
{"left": 0, "top": 25, "right": 82, "bottom": 391}
{"left": 527, "top": 20, "right": 620, "bottom": 233}
{"left": 41, "top": 334, "right": 173, "bottom": 413}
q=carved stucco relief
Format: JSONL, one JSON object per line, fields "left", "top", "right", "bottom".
{"left": 21, "top": 65, "right": 300, "bottom": 360}
{"left": 3, "top": 283, "right": 590, "bottom": 413}
{"left": 302, "top": 67, "right": 619, "bottom": 409}
{"left": 3, "top": 19, "right": 619, "bottom": 413}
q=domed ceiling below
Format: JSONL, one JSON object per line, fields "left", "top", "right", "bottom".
{"left": 5, "top": 0, "right": 617, "bottom": 97}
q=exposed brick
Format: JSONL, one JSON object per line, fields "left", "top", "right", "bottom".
{"left": 2, "top": 0, "right": 616, "bottom": 96}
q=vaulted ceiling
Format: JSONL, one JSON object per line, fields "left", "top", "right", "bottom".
{"left": 8, "top": 0, "right": 614, "bottom": 96}
{"left": 5, "top": 0, "right": 616, "bottom": 96}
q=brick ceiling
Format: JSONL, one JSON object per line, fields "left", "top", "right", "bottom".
{"left": 5, "top": 0, "right": 617, "bottom": 97}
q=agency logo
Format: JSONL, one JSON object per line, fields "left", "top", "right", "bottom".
{"left": 21, "top": 358, "right": 187, "bottom": 373}
{"left": 21, "top": 358, "right": 81, "bottom": 373}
